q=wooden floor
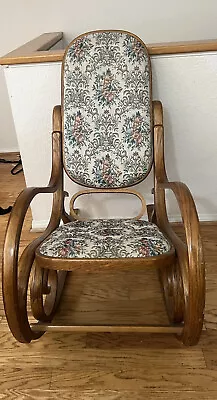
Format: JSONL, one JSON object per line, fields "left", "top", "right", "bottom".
{"left": 1, "top": 154, "right": 217, "bottom": 399}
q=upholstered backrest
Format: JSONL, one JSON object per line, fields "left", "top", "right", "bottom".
{"left": 62, "top": 30, "right": 152, "bottom": 188}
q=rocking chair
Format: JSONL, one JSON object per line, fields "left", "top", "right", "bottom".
{"left": 3, "top": 30, "right": 205, "bottom": 345}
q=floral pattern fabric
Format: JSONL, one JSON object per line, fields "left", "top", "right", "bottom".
{"left": 38, "top": 219, "right": 171, "bottom": 259}
{"left": 63, "top": 31, "right": 152, "bottom": 188}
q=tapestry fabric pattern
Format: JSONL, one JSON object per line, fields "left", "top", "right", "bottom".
{"left": 63, "top": 31, "right": 152, "bottom": 188}
{"left": 39, "top": 219, "right": 171, "bottom": 259}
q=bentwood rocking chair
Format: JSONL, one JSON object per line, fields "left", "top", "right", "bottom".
{"left": 3, "top": 30, "right": 205, "bottom": 345}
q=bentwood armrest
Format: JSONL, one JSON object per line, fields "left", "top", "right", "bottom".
{"left": 156, "top": 181, "right": 203, "bottom": 256}
{"left": 3, "top": 184, "right": 62, "bottom": 284}
{"left": 155, "top": 180, "right": 205, "bottom": 345}
{"left": 159, "top": 181, "right": 200, "bottom": 229}
{"left": 4, "top": 126, "right": 63, "bottom": 258}
{"left": 3, "top": 130, "right": 64, "bottom": 343}
{"left": 6, "top": 184, "right": 59, "bottom": 234}
{"left": 156, "top": 180, "right": 205, "bottom": 302}
{"left": 153, "top": 101, "right": 203, "bottom": 255}
{"left": 3, "top": 182, "right": 63, "bottom": 276}
{"left": 3, "top": 182, "right": 65, "bottom": 343}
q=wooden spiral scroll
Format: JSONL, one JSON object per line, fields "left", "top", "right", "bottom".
{"left": 69, "top": 188, "right": 147, "bottom": 221}
{"left": 30, "top": 265, "right": 57, "bottom": 321}
{"left": 159, "top": 262, "right": 184, "bottom": 324}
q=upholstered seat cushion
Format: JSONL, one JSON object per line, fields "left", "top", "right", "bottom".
{"left": 38, "top": 219, "right": 171, "bottom": 259}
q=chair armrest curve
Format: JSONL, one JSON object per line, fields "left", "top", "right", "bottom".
{"left": 158, "top": 181, "right": 199, "bottom": 227}
{"left": 157, "top": 181, "right": 203, "bottom": 271}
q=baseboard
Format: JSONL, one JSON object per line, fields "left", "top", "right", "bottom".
{"left": 0, "top": 148, "right": 20, "bottom": 154}
{"left": 31, "top": 214, "right": 217, "bottom": 232}
{"left": 31, "top": 220, "right": 49, "bottom": 232}
{"left": 169, "top": 214, "right": 217, "bottom": 223}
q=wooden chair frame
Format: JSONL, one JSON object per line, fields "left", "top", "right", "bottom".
{"left": 2, "top": 101, "right": 205, "bottom": 345}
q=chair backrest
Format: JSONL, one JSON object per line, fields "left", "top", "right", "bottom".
{"left": 62, "top": 30, "right": 152, "bottom": 188}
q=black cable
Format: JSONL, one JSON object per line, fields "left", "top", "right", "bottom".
{"left": 0, "top": 156, "right": 23, "bottom": 215}
{"left": 11, "top": 158, "right": 23, "bottom": 175}
{"left": 0, "top": 206, "right": 12, "bottom": 215}
{"left": 0, "top": 156, "right": 23, "bottom": 175}
{"left": 0, "top": 158, "right": 20, "bottom": 163}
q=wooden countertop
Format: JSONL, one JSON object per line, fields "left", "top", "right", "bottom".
{"left": 1, "top": 32, "right": 217, "bottom": 65}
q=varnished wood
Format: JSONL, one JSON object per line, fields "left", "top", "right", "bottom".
{"left": 2, "top": 106, "right": 66, "bottom": 342}
{"left": 153, "top": 100, "right": 205, "bottom": 345}
{"left": 31, "top": 323, "right": 183, "bottom": 334}
{"left": 2, "top": 33, "right": 217, "bottom": 65}
{"left": 148, "top": 38, "right": 217, "bottom": 55}
{"left": 0, "top": 32, "right": 63, "bottom": 65}
{"left": 159, "top": 262, "right": 184, "bottom": 324}
{"left": 69, "top": 188, "right": 147, "bottom": 221}
{"left": 30, "top": 265, "right": 58, "bottom": 321}
{"left": 35, "top": 251, "right": 176, "bottom": 272}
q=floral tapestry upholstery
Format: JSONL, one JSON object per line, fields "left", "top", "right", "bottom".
{"left": 63, "top": 30, "right": 152, "bottom": 188}
{"left": 38, "top": 219, "right": 171, "bottom": 259}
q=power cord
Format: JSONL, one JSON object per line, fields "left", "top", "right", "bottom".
{"left": 0, "top": 156, "right": 23, "bottom": 175}
{"left": 0, "top": 155, "right": 23, "bottom": 214}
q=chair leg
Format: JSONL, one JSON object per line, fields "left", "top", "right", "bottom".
{"left": 30, "top": 264, "right": 67, "bottom": 322}
{"left": 158, "top": 262, "right": 184, "bottom": 324}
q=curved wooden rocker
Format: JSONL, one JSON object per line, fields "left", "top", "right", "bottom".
{"left": 3, "top": 30, "right": 205, "bottom": 345}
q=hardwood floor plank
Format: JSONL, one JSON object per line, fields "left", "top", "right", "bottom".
{"left": 50, "top": 367, "right": 217, "bottom": 391}
{"left": 1, "top": 389, "right": 217, "bottom": 400}
{"left": 0, "top": 367, "right": 51, "bottom": 390}
{"left": 0, "top": 330, "right": 87, "bottom": 351}
{"left": 85, "top": 331, "right": 208, "bottom": 349}
{"left": 0, "top": 347, "right": 205, "bottom": 369}
{"left": 201, "top": 330, "right": 217, "bottom": 369}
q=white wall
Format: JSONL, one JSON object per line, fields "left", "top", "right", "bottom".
{"left": 1, "top": 0, "right": 217, "bottom": 151}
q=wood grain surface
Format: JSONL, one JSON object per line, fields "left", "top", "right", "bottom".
{"left": 2, "top": 33, "right": 217, "bottom": 65}
{"left": 0, "top": 154, "right": 217, "bottom": 398}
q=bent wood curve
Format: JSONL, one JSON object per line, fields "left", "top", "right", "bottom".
{"left": 69, "top": 188, "right": 147, "bottom": 221}
{"left": 2, "top": 108, "right": 66, "bottom": 342}
{"left": 153, "top": 101, "right": 205, "bottom": 345}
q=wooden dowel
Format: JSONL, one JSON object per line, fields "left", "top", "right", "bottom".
{"left": 31, "top": 323, "right": 183, "bottom": 334}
